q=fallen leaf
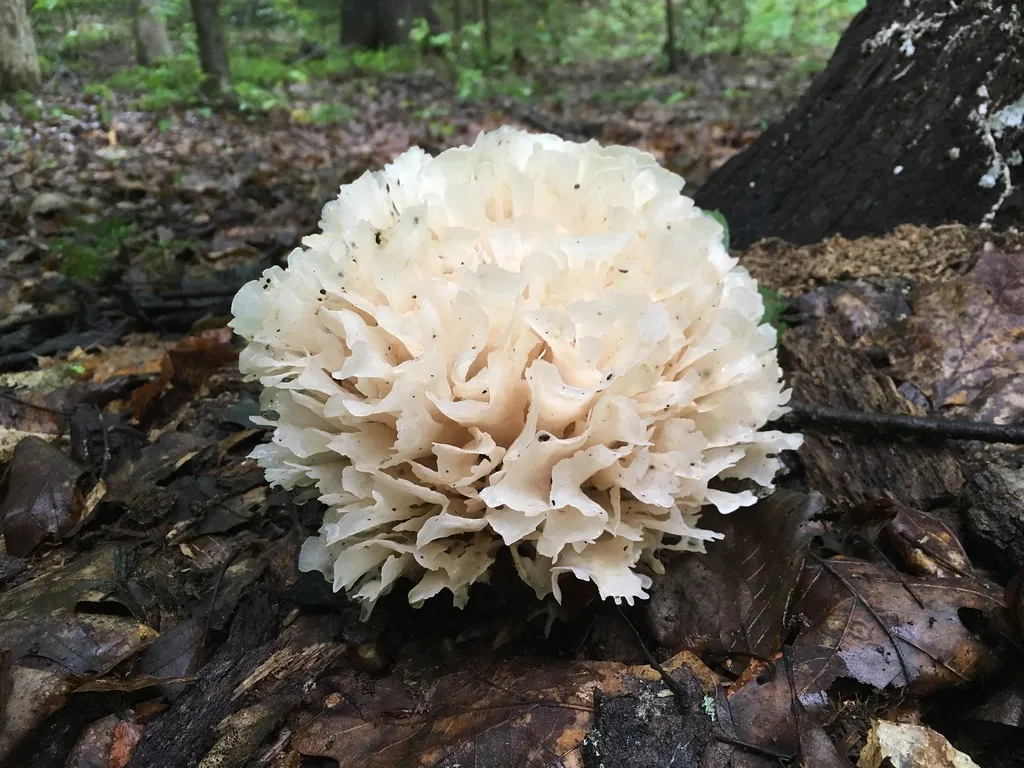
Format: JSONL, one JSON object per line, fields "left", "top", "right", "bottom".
{"left": 0, "top": 425, "right": 58, "bottom": 463}
{"left": 858, "top": 719, "right": 980, "bottom": 768}
{"left": 0, "top": 435, "right": 86, "bottom": 556}
{"left": 105, "top": 430, "right": 210, "bottom": 505}
{"left": 715, "top": 558, "right": 1003, "bottom": 764}
{"left": 866, "top": 244, "right": 1024, "bottom": 423}
{"left": 65, "top": 714, "right": 117, "bottom": 768}
{"left": 110, "top": 719, "right": 145, "bottom": 768}
{"left": 647, "top": 490, "right": 826, "bottom": 655}
{"left": 130, "top": 330, "right": 237, "bottom": 422}
{"left": 0, "top": 664, "right": 75, "bottom": 762}
{"left": 0, "top": 548, "right": 158, "bottom": 759}
{"left": 294, "top": 653, "right": 712, "bottom": 768}
{"left": 133, "top": 618, "right": 203, "bottom": 701}
{"left": 0, "top": 547, "right": 157, "bottom": 678}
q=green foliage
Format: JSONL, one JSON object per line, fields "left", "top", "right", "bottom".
{"left": 307, "top": 102, "right": 357, "bottom": 125}
{"left": 232, "top": 55, "right": 307, "bottom": 88}
{"left": 106, "top": 54, "right": 203, "bottom": 110}
{"left": 759, "top": 285, "right": 788, "bottom": 337}
{"left": 234, "top": 81, "right": 288, "bottom": 113}
{"left": 0, "top": 123, "right": 26, "bottom": 161}
{"left": 31, "top": 0, "right": 864, "bottom": 114}
{"left": 11, "top": 92, "right": 44, "bottom": 122}
{"left": 49, "top": 216, "right": 136, "bottom": 281}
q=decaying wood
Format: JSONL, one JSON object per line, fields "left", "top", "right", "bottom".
{"left": 782, "top": 322, "right": 965, "bottom": 508}
{"left": 125, "top": 594, "right": 344, "bottom": 768}
{"left": 964, "top": 464, "right": 1024, "bottom": 576}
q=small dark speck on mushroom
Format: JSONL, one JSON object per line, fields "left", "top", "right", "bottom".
{"left": 537, "top": 433, "right": 551, "bottom": 442}
{"left": 375, "top": 231, "right": 382, "bottom": 245}
{"left": 574, "top": 183, "right": 580, "bottom": 189}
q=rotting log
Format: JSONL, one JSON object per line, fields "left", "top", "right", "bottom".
{"left": 695, "top": 0, "right": 1024, "bottom": 249}
{"left": 781, "top": 322, "right": 965, "bottom": 510}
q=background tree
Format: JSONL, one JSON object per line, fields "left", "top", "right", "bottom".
{"left": 480, "top": 0, "right": 491, "bottom": 62}
{"left": 190, "top": 0, "right": 231, "bottom": 97}
{"left": 133, "top": 0, "right": 173, "bottom": 66}
{"left": 695, "top": 0, "right": 1024, "bottom": 248}
{"left": 341, "top": 0, "right": 439, "bottom": 49}
{"left": 664, "top": 0, "right": 677, "bottom": 72}
{"left": 0, "top": 0, "right": 42, "bottom": 93}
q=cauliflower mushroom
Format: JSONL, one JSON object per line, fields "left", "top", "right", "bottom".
{"left": 230, "top": 127, "right": 801, "bottom": 616}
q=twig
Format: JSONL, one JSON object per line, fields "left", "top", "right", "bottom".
{"left": 200, "top": 551, "right": 236, "bottom": 661}
{"left": 711, "top": 732, "right": 796, "bottom": 761}
{"left": 613, "top": 603, "right": 690, "bottom": 714}
{"left": 777, "top": 403, "right": 1024, "bottom": 444}
{"left": 782, "top": 645, "right": 804, "bottom": 766}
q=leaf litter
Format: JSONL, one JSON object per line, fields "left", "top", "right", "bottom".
{"left": 1, "top": 60, "right": 1024, "bottom": 768}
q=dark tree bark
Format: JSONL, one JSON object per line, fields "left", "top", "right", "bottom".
{"left": 695, "top": 0, "right": 1024, "bottom": 249}
{"left": 341, "top": 0, "right": 438, "bottom": 49}
{"left": 190, "top": 0, "right": 231, "bottom": 98}
{"left": 0, "top": 0, "right": 41, "bottom": 93}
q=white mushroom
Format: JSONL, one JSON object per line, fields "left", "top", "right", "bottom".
{"left": 230, "top": 127, "right": 801, "bottom": 616}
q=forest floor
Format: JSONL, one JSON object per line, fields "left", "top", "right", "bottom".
{"left": 2, "top": 53, "right": 1024, "bottom": 768}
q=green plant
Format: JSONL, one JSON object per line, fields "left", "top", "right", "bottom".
{"left": 234, "top": 81, "right": 287, "bottom": 113}
{"left": 233, "top": 55, "right": 307, "bottom": 87}
{"left": 0, "top": 125, "right": 26, "bottom": 160}
{"left": 49, "top": 216, "right": 136, "bottom": 281}
{"left": 308, "top": 102, "right": 356, "bottom": 125}
{"left": 106, "top": 54, "right": 202, "bottom": 110}
{"left": 12, "top": 92, "right": 43, "bottom": 122}
{"left": 759, "top": 285, "right": 788, "bottom": 336}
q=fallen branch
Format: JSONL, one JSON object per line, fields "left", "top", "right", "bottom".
{"left": 778, "top": 404, "right": 1024, "bottom": 445}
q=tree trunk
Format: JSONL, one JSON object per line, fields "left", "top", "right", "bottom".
{"left": 0, "top": 0, "right": 41, "bottom": 93}
{"left": 664, "top": 0, "right": 677, "bottom": 73}
{"left": 341, "top": 0, "right": 438, "bottom": 49}
{"left": 480, "top": 0, "right": 491, "bottom": 62}
{"left": 189, "top": 0, "right": 231, "bottom": 98}
{"left": 452, "top": 0, "right": 461, "bottom": 53}
{"left": 694, "top": 0, "right": 1024, "bottom": 250}
{"left": 133, "top": 0, "right": 173, "bottom": 66}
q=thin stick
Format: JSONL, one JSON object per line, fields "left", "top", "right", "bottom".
{"left": 778, "top": 403, "right": 1024, "bottom": 444}
{"left": 782, "top": 645, "right": 804, "bottom": 766}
